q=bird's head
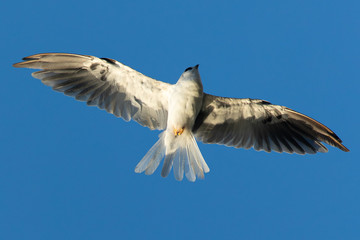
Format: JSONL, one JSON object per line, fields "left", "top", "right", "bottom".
{"left": 179, "top": 64, "right": 202, "bottom": 84}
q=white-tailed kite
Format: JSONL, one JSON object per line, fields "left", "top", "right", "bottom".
{"left": 13, "top": 53, "right": 349, "bottom": 181}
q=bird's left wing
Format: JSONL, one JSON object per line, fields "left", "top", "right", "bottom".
{"left": 14, "top": 53, "right": 172, "bottom": 130}
{"left": 193, "top": 94, "right": 349, "bottom": 154}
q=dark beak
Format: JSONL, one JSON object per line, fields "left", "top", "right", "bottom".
{"left": 194, "top": 64, "right": 199, "bottom": 69}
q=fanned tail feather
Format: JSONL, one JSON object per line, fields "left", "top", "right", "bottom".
{"left": 135, "top": 131, "right": 209, "bottom": 182}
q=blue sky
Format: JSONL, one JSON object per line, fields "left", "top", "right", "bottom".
{"left": 1, "top": 0, "right": 359, "bottom": 239}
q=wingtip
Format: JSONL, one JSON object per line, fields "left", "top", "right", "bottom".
{"left": 12, "top": 59, "right": 40, "bottom": 69}
{"left": 340, "top": 145, "right": 350, "bottom": 152}
{"left": 13, "top": 62, "right": 25, "bottom": 68}
{"left": 284, "top": 107, "right": 350, "bottom": 153}
{"left": 13, "top": 54, "right": 39, "bottom": 68}
{"left": 22, "top": 55, "right": 38, "bottom": 61}
{"left": 14, "top": 53, "right": 93, "bottom": 69}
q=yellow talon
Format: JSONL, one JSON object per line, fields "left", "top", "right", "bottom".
{"left": 173, "top": 127, "right": 185, "bottom": 136}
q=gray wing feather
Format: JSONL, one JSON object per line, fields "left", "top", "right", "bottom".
{"left": 193, "top": 94, "right": 349, "bottom": 154}
{"left": 14, "top": 53, "right": 171, "bottom": 130}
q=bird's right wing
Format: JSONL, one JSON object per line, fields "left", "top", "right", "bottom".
{"left": 13, "top": 53, "right": 172, "bottom": 130}
{"left": 193, "top": 94, "right": 349, "bottom": 154}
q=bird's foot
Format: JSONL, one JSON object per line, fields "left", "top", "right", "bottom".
{"left": 173, "top": 127, "right": 185, "bottom": 136}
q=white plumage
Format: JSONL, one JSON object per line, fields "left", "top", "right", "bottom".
{"left": 13, "top": 53, "right": 349, "bottom": 182}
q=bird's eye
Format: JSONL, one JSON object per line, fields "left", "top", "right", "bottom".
{"left": 184, "top": 67, "right": 192, "bottom": 72}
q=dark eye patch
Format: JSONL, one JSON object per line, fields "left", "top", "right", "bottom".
{"left": 184, "top": 67, "right": 192, "bottom": 72}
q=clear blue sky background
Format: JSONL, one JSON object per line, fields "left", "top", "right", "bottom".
{"left": 1, "top": 1, "right": 359, "bottom": 239}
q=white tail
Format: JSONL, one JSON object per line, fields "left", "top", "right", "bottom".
{"left": 135, "top": 131, "right": 209, "bottom": 181}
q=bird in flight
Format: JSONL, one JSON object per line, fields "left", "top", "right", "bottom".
{"left": 13, "top": 53, "right": 349, "bottom": 181}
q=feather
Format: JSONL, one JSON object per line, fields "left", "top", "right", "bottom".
{"left": 13, "top": 53, "right": 171, "bottom": 130}
{"left": 194, "top": 94, "right": 349, "bottom": 154}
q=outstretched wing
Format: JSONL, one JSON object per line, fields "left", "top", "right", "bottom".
{"left": 14, "top": 53, "right": 172, "bottom": 130}
{"left": 193, "top": 94, "right": 349, "bottom": 154}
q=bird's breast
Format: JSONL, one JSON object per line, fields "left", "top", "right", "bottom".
{"left": 166, "top": 82, "right": 203, "bottom": 131}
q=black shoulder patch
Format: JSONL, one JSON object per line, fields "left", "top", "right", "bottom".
{"left": 101, "top": 57, "right": 117, "bottom": 65}
{"left": 260, "top": 100, "right": 271, "bottom": 105}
